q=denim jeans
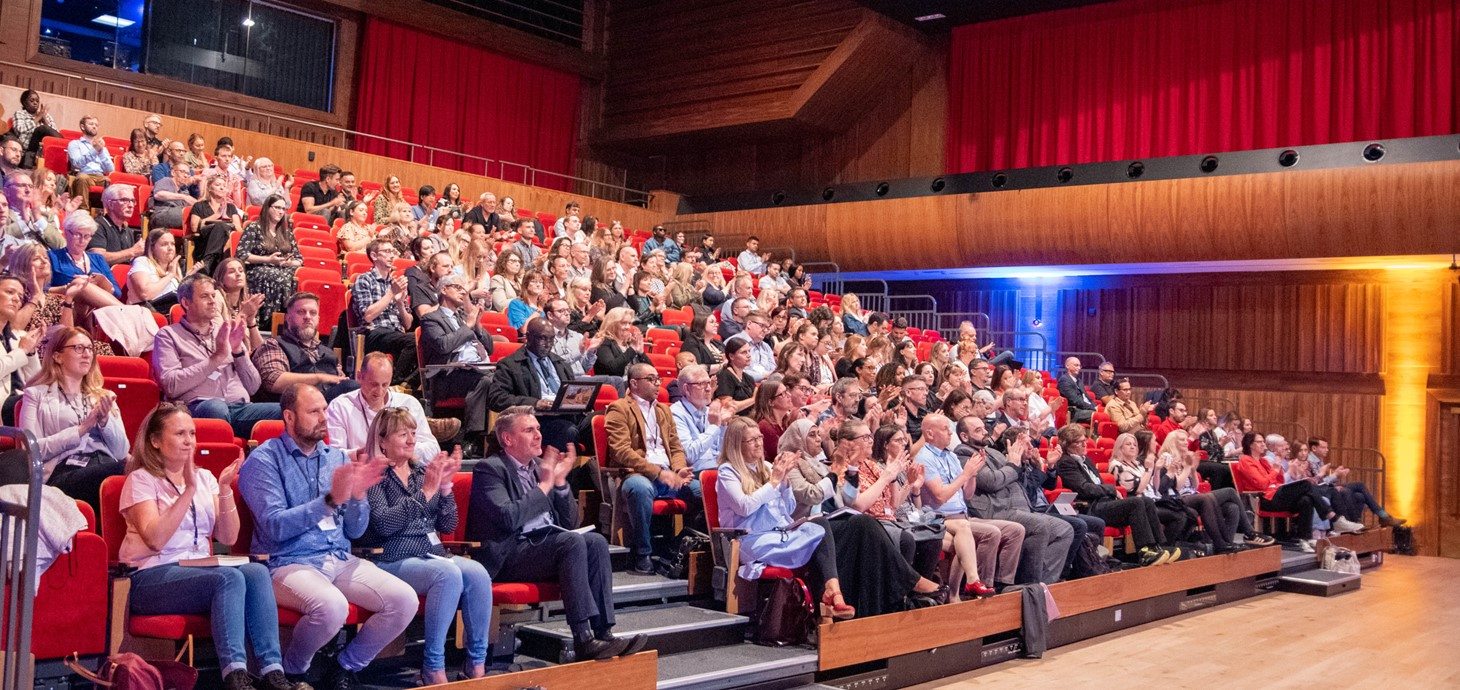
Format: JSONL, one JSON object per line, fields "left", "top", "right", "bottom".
{"left": 129, "top": 562, "right": 284, "bottom": 677}
{"left": 378, "top": 556, "right": 492, "bottom": 672}
{"left": 620, "top": 474, "right": 700, "bottom": 557}
{"left": 188, "top": 398, "right": 283, "bottom": 440}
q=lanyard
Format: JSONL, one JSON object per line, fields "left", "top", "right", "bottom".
{"left": 167, "top": 475, "right": 200, "bottom": 549}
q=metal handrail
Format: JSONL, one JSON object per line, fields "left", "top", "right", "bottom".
{"left": 0, "top": 427, "right": 43, "bottom": 690}
{"left": 1253, "top": 420, "right": 1314, "bottom": 449}
{"left": 1328, "top": 447, "right": 1388, "bottom": 511}
{"left": 3, "top": 60, "right": 650, "bottom": 204}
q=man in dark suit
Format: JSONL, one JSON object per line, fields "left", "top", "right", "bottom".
{"left": 466, "top": 407, "right": 647, "bottom": 661}
{"left": 420, "top": 273, "right": 493, "bottom": 452}
{"left": 486, "top": 317, "right": 581, "bottom": 451}
{"left": 1056, "top": 356, "right": 1097, "bottom": 424}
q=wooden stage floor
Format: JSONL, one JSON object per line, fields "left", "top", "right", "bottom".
{"left": 911, "top": 555, "right": 1460, "bottom": 689}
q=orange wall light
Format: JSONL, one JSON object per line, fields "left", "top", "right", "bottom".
{"left": 1380, "top": 271, "right": 1444, "bottom": 524}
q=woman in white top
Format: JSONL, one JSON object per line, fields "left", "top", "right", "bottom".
{"left": 127, "top": 230, "right": 186, "bottom": 311}
{"left": 119, "top": 403, "right": 303, "bottom": 690}
{"left": 21, "top": 327, "right": 124, "bottom": 511}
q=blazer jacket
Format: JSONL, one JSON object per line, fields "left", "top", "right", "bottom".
{"left": 486, "top": 347, "right": 578, "bottom": 412}
{"left": 418, "top": 308, "right": 493, "bottom": 377}
{"left": 603, "top": 396, "right": 687, "bottom": 480}
{"left": 465, "top": 453, "right": 580, "bottom": 575}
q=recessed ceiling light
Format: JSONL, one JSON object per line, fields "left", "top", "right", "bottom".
{"left": 914, "top": 13, "right": 946, "bottom": 21}
{"left": 92, "top": 14, "right": 135, "bottom": 28}
{"left": 242, "top": 17, "right": 256, "bottom": 27}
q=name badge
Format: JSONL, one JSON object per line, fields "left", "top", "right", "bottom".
{"left": 65, "top": 455, "right": 92, "bottom": 467}
{"left": 207, "top": 370, "right": 224, "bottom": 382}
{"left": 427, "top": 531, "right": 442, "bottom": 546}
{"left": 318, "top": 514, "right": 338, "bottom": 531}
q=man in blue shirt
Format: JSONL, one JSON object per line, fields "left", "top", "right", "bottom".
{"left": 671, "top": 365, "right": 725, "bottom": 473}
{"left": 239, "top": 384, "right": 417, "bottom": 689}
{"left": 64, "top": 116, "right": 113, "bottom": 210}
{"left": 49, "top": 214, "right": 122, "bottom": 298}
{"left": 642, "top": 225, "right": 681, "bottom": 264}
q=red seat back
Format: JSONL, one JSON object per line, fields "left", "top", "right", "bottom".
{"left": 195, "top": 442, "right": 244, "bottom": 478}
{"left": 701, "top": 469, "right": 721, "bottom": 530}
{"left": 99, "top": 475, "right": 128, "bottom": 562}
{"left": 103, "top": 377, "right": 160, "bottom": 442}
{"left": 449, "top": 472, "right": 473, "bottom": 541}
{"left": 99, "top": 354, "right": 151, "bottom": 379}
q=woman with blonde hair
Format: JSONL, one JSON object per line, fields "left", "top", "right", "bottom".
{"left": 461, "top": 235, "right": 496, "bottom": 308}
{"left": 22, "top": 327, "right": 123, "bottom": 510}
{"left": 127, "top": 228, "right": 187, "bottom": 311}
{"left": 840, "top": 293, "right": 869, "bottom": 336}
{"left": 372, "top": 175, "right": 407, "bottom": 224}
{"left": 835, "top": 334, "right": 866, "bottom": 380}
{"left": 716, "top": 416, "right": 854, "bottom": 619}
{"left": 665, "top": 261, "right": 700, "bottom": 309}
{"left": 780, "top": 418, "right": 946, "bottom": 614}
{"left": 118, "top": 403, "right": 305, "bottom": 690}
{"left": 1159, "top": 429, "right": 1268, "bottom": 551}
{"left": 362, "top": 408, "right": 488, "bottom": 684}
{"left": 489, "top": 249, "right": 524, "bottom": 311}
{"left": 593, "top": 306, "right": 649, "bottom": 378}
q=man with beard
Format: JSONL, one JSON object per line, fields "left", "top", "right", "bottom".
{"left": 967, "top": 422, "right": 1075, "bottom": 584}
{"left": 253, "top": 291, "right": 357, "bottom": 402}
{"left": 240, "top": 384, "right": 416, "bottom": 689}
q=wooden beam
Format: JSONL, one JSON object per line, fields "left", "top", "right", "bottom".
{"left": 1048, "top": 546, "right": 1281, "bottom": 618}
{"left": 445, "top": 651, "right": 657, "bottom": 690}
{"left": 817, "top": 593, "right": 1022, "bottom": 671}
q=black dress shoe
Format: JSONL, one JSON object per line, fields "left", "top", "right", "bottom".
{"left": 630, "top": 555, "right": 655, "bottom": 574}
{"left": 574, "top": 636, "right": 631, "bottom": 661}
{"left": 319, "top": 657, "right": 356, "bottom": 690}
{"left": 613, "top": 633, "right": 649, "bottom": 656}
{"left": 255, "top": 669, "right": 311, "bottom": 690}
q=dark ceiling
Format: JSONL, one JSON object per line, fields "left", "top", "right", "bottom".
{"left": 856, "top": 0, "right": 1118, "bottom": 30}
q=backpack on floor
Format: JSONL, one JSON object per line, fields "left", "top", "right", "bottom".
{"left": 1391, "top": 525, "right": 1416, "bottom": 556}
{"left": 1070, "top": 532, "right": 1112, "bottom": 578}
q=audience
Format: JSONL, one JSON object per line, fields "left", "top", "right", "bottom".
{"left": 1057, "top": 357, "right": 1097, "bottom": 423}
{"left": 1053, "top": 424, "right": 1178, "bottom": 566}
{"left": 361, "top": 411, "right": 488, "bottom": 684}
{"left": 717, "top": 416, "right": 853, "bottom": 618}
{"left": 190, "top": 174, "right": 246, "bottom": 274}
{"left": 240, "top": 384, "right": 416, "bottom": 689}
{"left": 419, "top": 273, "right": 493, "bottom": 452}
{"left": 152, "top": 274, "right": 280, "bottom": 439}
{"left": 349, "top": 240, "right": 417, "bottom": 387}
{"left": 65, "top": 116, "right": 114, "bottom": 209}
{"left": 118, "top": 405, "right": 306, "bottom": 690}
{"left": 6, "top": 170, "right": 64, "bottom": 248}
{"left": 467, "top": 407, "right": 648, "bottom": 660}
{"left": 966, "top": 421, "right": 1075, "bottom": 584}
{"left": 237, "top": 193, "right": 302, "bottom": 330}
{"left": 327, "top": 353, "right": 439, "bottom": 465}
{"left": 91, "top": 184, "right": 144, "bottom": 266}
{"left": 12, "top": 90, "right": 60, "bottom": 160}
{"left": 252, "top": 291, "right": 356, "bottom": 402}
{"left": 593, "top": 306, "right": 650, "bottom": 379}
{"left": 22, "top": 325, "right": 120, "bottom": 510}
{"left": 604, "top": 362, "right": 702, "bottom": 573}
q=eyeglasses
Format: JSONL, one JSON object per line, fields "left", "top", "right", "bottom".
{"left": 845, "top": 434, "right": 871, "bottom": 442}
{"left": 269, "top": 205, "right": 288, "bottom": 211}
{"left": 686, "top": 380, "right": 713, "bottom": 388}
{"left": 632, "top": 375, "right": 662, "bottom": 383}
{"left": 58, "top": 344, "right": 95, "bottom": 355}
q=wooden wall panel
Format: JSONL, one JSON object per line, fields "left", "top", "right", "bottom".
{"left": 0, "top": 84, "right": 665, "bottom": 231}
{"left": 1176, "top": 387, "right": 1382, "bottom": 452}
{"left": 1445, "top": 282, "right": 1460, "bottom": 376}
{"left": 675, "top": 161, "right": 1460, "bottom": 271}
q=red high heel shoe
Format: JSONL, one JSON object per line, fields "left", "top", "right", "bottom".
{"left": 821, "top": 591, "right": 855, "bottom": 620}
{"left": 963, "top": 581, "right": 996, "bottom": 598}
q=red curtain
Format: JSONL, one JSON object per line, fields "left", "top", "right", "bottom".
{"left": 946, "top": 0, "right": 1460, "bottom": 173}
{"left": 353, "top": 19, "right": 580, "bottom": 188}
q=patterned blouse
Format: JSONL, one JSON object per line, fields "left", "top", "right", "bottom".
{"left": 364, "top": 463, "right": 457, "bottom": 562}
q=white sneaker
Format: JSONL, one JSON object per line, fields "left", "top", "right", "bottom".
{"left": 1333, "top": 517, "right": 1366, "bottom": 534}
{"left": 1298, "top": 539, "right": 1316, "bottom": 553}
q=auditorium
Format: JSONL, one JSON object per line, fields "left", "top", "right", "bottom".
{"left": 0, "top": 0, "right": 1456, "bottom": 688}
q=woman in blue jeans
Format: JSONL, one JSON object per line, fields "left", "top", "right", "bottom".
{"left": 363, "top": 407, "right": 491, "bottom": 684}
{"left": 118, "top": 404, "right": 305, "bottom": 690}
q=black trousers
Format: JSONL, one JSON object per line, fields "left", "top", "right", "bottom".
{"left": 1037, "top": 506, "right": 1106, "bottom": 574}
{"left": 191, "top": 221, "right": 232, "bottom": 274}
{"left": 1154, "top": 504, "right": 1192, "bottom": 545}
{"left": 1089, "top": 496, "right": 1163, "bottom": 548}
{"left": 1260, "top": 484, "right": 1328, "bottom": 537}
{"left": 363, "top": 328, "right": 417, "bottom": 386}
{"left": 1199, "top": 461, "right": 1235, "bottom": 491}
{"left": 497, "top": 529, "right": 615, "bottom": 636}
{"left": 802, "top": 517, "right": 840, "bottom": 602}
{"left": 823, "top": 513, "right": 919, "bottom": 616}
{"left": 22, "top": 124, "right": 61, "bottom": 159}
{"left": 48, "top": 459, "right": 125, "bottom": 515}
{"left": 431, "top": 369, "right": 490, "bottom": 434}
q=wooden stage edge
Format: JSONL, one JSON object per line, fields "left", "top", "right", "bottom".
{"left": 817, "top": 545, "right": 1282, "bottom": 671}
{"left": 443, "top": 651, "right": 658, "bottom": 690}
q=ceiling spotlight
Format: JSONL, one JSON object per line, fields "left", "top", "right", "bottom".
{"left": 1200, "top": 156, "right": 1219, "bottom": 173}
{"left": 930, "top": 177, "right": 946, "bottom": 193}
{"left": 991, "top": 173, "right": 1008, "bottom": 188}
{"left": 1278, "top": 149, "right": 1299, "bottom": 167}
{"left": 874, "top": 182, "right": 890, "bottom": 197}
{"left": 771, "top": 191, "right": 785, "bottom": 205}
{"left": 1126, "top": 161, "right": 1145, "bottom": 178}
{"left": 1362, "top": 143, "right": 1386, "bottom": 162}
{"left": 1056, "top": 167, "right": 1073, "bottom": 183}
{"left": 914, "top": 13, "right": 947, "bottom": 21}
{"left": 242, "top": 17, "right": 256, "bottom": 27}
{"left": 821, "top": 187, "right": 836, "bottom": 201}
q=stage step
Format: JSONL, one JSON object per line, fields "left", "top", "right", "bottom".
{"left": 1277, "top": 568, "right": 1361, "bottom": 597}
{"left": 657, "top": 643, "right": 819, "bottom": 690}
{"left": 611, "top": 569, "right": 693, "bottom": 604}
{"left": 518, "top": 603, "right": 749, "bottom": 663}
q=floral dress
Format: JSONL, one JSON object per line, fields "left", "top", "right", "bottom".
{"left": 236, "top": 222, "right": 302, "bottom": 330}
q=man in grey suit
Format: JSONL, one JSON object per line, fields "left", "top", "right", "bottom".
{"left": 419, "top": 273, "right": 493, "bottom": 452}
{"left": 964, "top": 416, "right": 1075, "bottom": 584}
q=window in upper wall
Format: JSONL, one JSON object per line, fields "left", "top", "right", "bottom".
{"left": 38, "top": 0, "right": 336, "bottom": 112}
